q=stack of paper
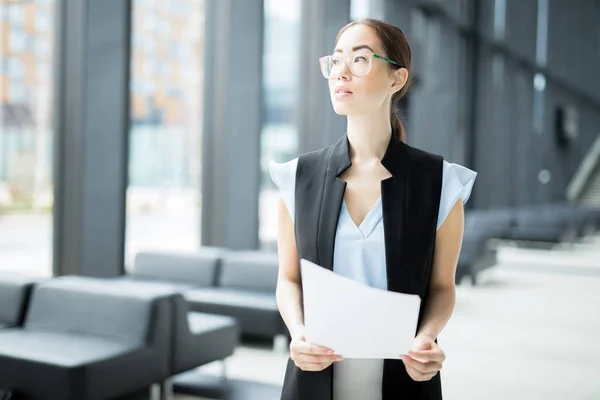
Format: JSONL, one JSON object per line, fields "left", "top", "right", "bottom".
{"left": 300, "top": 258, "right": 421, "bottom": 359}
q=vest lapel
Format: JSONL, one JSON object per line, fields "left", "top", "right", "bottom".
{"left": 315, "top": 132, "right": 412, "bottom": 283}
{"left": 316, "top": 136, "right": 351, "bottom": 271}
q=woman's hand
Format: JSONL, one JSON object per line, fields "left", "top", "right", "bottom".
{"left": 401, "top": 335, "right": 446, "bottom": 382}
{"left": 290, "top": 326, "right": 343, "bottom": 371}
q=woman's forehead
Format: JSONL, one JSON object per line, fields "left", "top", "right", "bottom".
{"left": 335, "top": 25, "right": 383, "bottom": 54}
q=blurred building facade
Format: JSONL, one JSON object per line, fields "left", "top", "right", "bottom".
{"left": 0, "top": 1, "right": 54, "bottom": 210}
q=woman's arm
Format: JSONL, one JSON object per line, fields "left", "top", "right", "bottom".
{"left": 275, "top": 198, "right": 304, "bottom": 339}
{"left": 275, "top": 197, "right": 342, "bottom": 370}
{"left": 418, "top": 198, "right": 465, "bottom": 340}
{"left": 400, "top": 199, "right": 464, "bottom": 381}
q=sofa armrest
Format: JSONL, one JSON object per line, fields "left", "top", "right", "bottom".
{"left": 0, "top": 275, "right": 38, "bottom": 327}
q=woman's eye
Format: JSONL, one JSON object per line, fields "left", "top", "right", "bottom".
{"left": 331, "top": 59, "right": 340, "bottom": 65}
{"left": 354, "top": 56, "right": 367, "bottom": 63}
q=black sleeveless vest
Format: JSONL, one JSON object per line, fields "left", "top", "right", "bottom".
{"left": 281, "top": 133, "right": 444, "bottom": 400}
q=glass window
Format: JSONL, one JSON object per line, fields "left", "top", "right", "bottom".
{"left": 125, "top": 0, "right": 205, "bottom": 270}
{"left": 8, "top": 58, "right": 25, "bottom": 78}
{"left": 0, "top": 2, "right": 56, "bottom": 277}
{"left": 8, "top": 6, "right": 25, "bottom": 28}
{"left": 8, "top": 81, "right": 27, "bottom": 102}
{"left": 35, "top": 12, "right": 52, "bottom": 32}
{"left": 9, "top": 29, "right": 27, "bottom": 52}
{"left": 34, "top": 36, "right": 51, "bottom": 58}
{"left": 351, "top": 0, "right": 371, "bottom": 21}
{"left": 258, "top": 0, "right": 301, "bottom": 249}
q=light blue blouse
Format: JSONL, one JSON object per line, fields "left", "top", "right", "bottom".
{"left": 269, "top": 157, "right": 477, "bottom": 400}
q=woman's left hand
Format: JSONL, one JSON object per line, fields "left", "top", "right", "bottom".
{"left": 400, "top": 335, "right": 446, "bottom": 382}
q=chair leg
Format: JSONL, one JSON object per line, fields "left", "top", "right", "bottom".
{"left": 149, "top": 383, "right": 161, "bottom": 400}
{"left": 220, "top": 359, "right": 228, "bottom": 380}
{"left": 161, "top": 377, "right": 174, "bottom": 400}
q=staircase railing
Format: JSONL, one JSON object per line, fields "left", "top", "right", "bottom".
{"left": 566, "top": 134, "right": 600, "bottom": 205}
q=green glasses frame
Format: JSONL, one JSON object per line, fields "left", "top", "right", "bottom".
{"left": 373, "top": 53, "right": 401, "bottom": 66}
{"left": 319, "top": 52, "right": 402, "bottom": 79}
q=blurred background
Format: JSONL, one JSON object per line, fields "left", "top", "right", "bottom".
{"left": 0, "top": 0, "right": 599, "bottom": 399}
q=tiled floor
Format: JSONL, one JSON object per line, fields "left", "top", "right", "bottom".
{"left": 175, "top": 237, "right": 600, "bottom": 400}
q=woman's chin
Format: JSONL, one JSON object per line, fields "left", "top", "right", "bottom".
{"left": 332, "top": 103, "right": 351, "bottom": 115}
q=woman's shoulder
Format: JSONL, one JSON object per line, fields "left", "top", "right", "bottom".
{"left": 270, "top": 145, "right": 335, "bottom": 178}
{"left": 268, "top": 157, "right": 299, "bottom": 187}
{"left": 441, "top": 160, "right": 477, "bottom": 187}
{"left": 269, "top": 143, "right": 333, "bottom": 167}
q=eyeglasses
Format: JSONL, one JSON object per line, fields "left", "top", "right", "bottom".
{"left": 319, "top": 52, "right": 401, "bottom": 79}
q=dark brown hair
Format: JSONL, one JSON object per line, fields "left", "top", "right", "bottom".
{"left": 335, "top": 18, "right": 411, "bottom": 142}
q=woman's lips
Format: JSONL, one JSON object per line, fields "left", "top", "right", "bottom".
{"left": 334, "top": 87, "right": 353, "bottom": 99}
{"left": 334, "top": 92, "right": 353, "bottom": 99}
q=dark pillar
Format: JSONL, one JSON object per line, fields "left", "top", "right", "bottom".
{"left": 53, "top": 0, "right": 131, "bottom": 276}
{"left": 201, "top": 0, "right": 264, "bottom": 250}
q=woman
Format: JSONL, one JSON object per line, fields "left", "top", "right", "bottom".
{"left": 269, "top": 18, "right": 477, "bottom": 400}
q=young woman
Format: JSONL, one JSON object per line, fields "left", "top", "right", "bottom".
{"left": 269, "top": 18, "right": 477, "bottom": 400}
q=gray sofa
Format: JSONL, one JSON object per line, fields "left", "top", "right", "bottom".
{"left": 0, "top": 276, "right": 174, "bottom": 400}
{"left": 126, "top": 249, "right": 287, "bottom": 344}
{"left": 108, "top": 279, "right": 240, "bottom": 399}
{"left": 183, "top": 250, "right": 285, "bottom": 340}
{"left": 129, "top": 247, "right": 225, "bottom": 288}
{"left": 109, "top": 279, "right": 239, "bottom": 370}
{"left": 0, "top": 275, "right": 38, "bottom": 330}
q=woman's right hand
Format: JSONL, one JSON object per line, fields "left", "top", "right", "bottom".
{"left": 289, "top": 326, "right": 343, "bottom": 371}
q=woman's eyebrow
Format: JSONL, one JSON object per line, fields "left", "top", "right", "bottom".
{"left": 333, "top": 44, "right": 375, "bottom": 53}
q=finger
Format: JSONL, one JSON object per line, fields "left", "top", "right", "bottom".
{"left": 294, "top": 353, "right": 343, "bottom": 364}
{"left": 408, "top": 349, "right": 445, "bottom": 363}
{"left": 402, "top": 357, "right": 429, "bottom": 374}
{"left": 297, "top": 361, "right": 333, "bottom": 371}
{"left": 404, "top": 363, "right": 437, "bottom": 382}
{"left": 293, "top": 340, "right": 333, "bottom": 355}
{"left": 404, "top": 363, "right": 425, "bottom": 381}
{"left": 401, "top": 355, "right": 440, "bottom": 374}
{"left": 303, "top": 342, "right": 336, "bottom": 355}
{"left": 408, "top": 359, "right": 440, "bottom": 375}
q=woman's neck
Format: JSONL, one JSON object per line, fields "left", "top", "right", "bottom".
{"left": 346, "top": 112, "right": 392, "bottom": 164}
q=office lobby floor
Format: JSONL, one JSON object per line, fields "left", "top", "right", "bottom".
{"left": 175, "top": 237, "right": 600, "bottom": 400}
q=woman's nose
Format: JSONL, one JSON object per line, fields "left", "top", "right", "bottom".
{"left": 330, "top": 60, "right": 351, "bottom": 80}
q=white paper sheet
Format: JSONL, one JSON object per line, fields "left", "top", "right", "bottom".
{"left": 300, "top": 258, "right": 421, "bottom": 359}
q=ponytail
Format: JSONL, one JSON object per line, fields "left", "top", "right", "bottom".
{"left": 391, "top": 111, "right": 406, "bottom": 142}
{"left": 390, "top": 92, "right": 406, "bottom": 142}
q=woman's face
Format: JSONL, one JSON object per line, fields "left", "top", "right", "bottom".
{"left": 328, "top": 24, "right": 405, "bottom": 116}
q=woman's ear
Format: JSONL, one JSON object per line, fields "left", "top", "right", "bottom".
{"left": 390, "top": 68, "right": 408, "bottom": 94}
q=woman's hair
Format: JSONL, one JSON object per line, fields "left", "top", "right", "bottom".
{"left": 335, "top": 18, "right": 411, "bottom": 142}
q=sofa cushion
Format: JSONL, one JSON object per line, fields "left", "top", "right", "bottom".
{"left": 0, "top": 328, "right": 168, "bottom": 400}
{"left": 218, "top": 251, "right": 279, "bottom": 292}
{"left": 0, "top": 329, "right": 139, "bottom": 367}
{"left": 187, "top": 312, "right": 238, "bottom": 336}
{"left": 184, "top": 287, "right": 277, "bottom": 311}
{"left": 184, "top": 288, "right": 283, "bottom": 338}
{"left": 175, "top": 312, "right": 239, "bottom": 371}
{"left": 24, "top": 277, "right": 158, "bottom": 344}
{"left": 133, "top": 248, "right": 224, "bottom": 286}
